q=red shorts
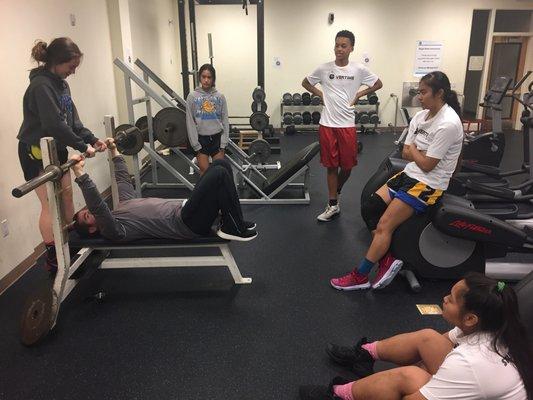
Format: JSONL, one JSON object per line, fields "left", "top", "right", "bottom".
{"left": 318, "top": 125, "right": 357, "bottom": 169}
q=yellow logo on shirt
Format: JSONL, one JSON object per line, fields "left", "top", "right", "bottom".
{"left": 202, "top": 100, "right": 215, "bottom": 113}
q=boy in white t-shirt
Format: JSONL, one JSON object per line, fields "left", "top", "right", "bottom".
{"left": 302, "top": 30, "right": 382, "bottom": 222}
{"left": 300, "top": 273, "right": 532, "bottom": 400}
{"left": 330, "top": 71, "right": 463, "bottom": 292}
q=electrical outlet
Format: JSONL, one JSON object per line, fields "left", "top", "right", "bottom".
{"left": 1, "top": 219, "right": 8, "bottom": 237}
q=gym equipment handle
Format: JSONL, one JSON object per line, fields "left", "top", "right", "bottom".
{"left": 12, "top": 152, "right": 90, "bottom": 198}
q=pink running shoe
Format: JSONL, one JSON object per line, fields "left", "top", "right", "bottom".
{"left": 372, "top": 252, "right": 403, "bottom": 289}
{"left": 330, "top": 271, "right": 371, "bottom": 291}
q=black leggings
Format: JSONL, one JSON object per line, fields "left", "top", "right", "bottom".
{"left": 181, "top": 159, "right": 245, "bottom": 235}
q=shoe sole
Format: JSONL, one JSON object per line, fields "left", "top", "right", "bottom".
{"left": 372, "top": 260, "right": 403, "bottom": 289}
{"left": 330, "top": 281, "right": 371, "bottom": 291}
{"left": 216, "top": 229, "right": 258, "bottom": 242}
{"left": 317, "top": 211, "right": 340, "bottom": 222}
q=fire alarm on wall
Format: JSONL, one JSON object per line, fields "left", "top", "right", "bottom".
{"left": 328, "top": 13, "right": 334, "bottom": 24}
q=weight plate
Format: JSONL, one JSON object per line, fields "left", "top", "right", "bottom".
{"left": 116, "top": 126, "right": 144, "bottom": 155}
{"left": 154, "top": 107, "right": 188, "bottom": 147}
{"left": 20, "top": 285, "right": 53, "bottom": 346}
{"left": 311, "top": 95, "right": 321, "bottom": 105}
{"left": 249, "top": 112, "right": 269, "bottom": 131}
{"left": 135, "top": 116, "right": 151, "bottom": 142}
{"left": 292, "top": 93, "right": 302, "bottom": 105}
{"left": 251, "top": 101, "right": 268, "bottom": 113}
{"left": 248, "top": 138, "right": 271, "bottom": 163}
{"left": 252, "top": 87, "right": 266, "bottom": 103}
{"left": 115, "top": 123, "right": 134, "bottom": 136}
{"left": 302, "top": 92, "right": 311, "bottom": 105}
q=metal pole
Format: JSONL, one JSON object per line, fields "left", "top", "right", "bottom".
{"left": 257, "top": 0, "right": 265, "bottom": 89}
{"left": 208, "top": 33, "right": 214, "bottom": 66}
{"left": 178, "top": 0, "right": 190, "bottom": 98}
{"left": 189, "top": 0, "right": 199, "bottom": 88}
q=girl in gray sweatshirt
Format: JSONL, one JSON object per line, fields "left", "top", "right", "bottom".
{"left": 186, "top": 64, "right": 229, "bottom": 174}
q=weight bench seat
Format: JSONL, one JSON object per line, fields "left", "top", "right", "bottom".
{"left": 262, "top": 141, "right": 320, "bottom": 195}
{"left": 68, "top": 231, "right": 229, "bottom": 249}
{"left": 67, "top": 231, "right": 251, "bottom": 285}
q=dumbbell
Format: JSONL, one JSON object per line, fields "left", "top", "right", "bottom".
{"left": 311, "top": 111, "right": 321, "bottom": 125}
{"left": 285, "top": 125, "right": 297, "bottom": 135}
{"left": 367, "top": 93, "right": 378, "bottom": 105}
{"left": 359, "top": 112, "right": 370, "bottom": 124}
{"left": 283, "top": 112, "right": 293, "bottom": 125}
{"left": 354, "top": 112, "right": 360, "bottom": 124}
{"left": 302, "top": 111, "right": 312, "bottom": 125}
{"left": 293, "top": 112, "right": 303, "bottom": 125}
{"left": 302, "top": 92, "right": 311, "bottom": 105}
{"left": 292, "top": 93, "right": 302, "bottom": 105}
{"left": 282, "top": 92, "right": 293, "bottom": 105}
{"left": 368, "top": 111, "right": 379, "bottom": 124}
{"left": 311, "top": 95, "right": 321, "bottom": 105}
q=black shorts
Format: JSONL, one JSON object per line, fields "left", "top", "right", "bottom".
{"left": 198, "top": 132, "right": 223, "bottom": 157}
{"left": 386, "top": 172, "right": 443, "bottom": 214}
{"left": 18, "top": 141, "right": 68, "bottom": 181}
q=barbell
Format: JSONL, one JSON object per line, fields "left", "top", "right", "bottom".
{"left": 12, "top": 128, "right": 143, "bottom": 198}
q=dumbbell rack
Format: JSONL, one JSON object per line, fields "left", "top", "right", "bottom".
{"left": 280, "top": 102, "right": 322, "bottom": 133}
{"left": 354, "top": 100, "right": 380, "bottom": 134}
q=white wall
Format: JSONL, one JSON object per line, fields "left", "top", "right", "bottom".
{"left": 194, "top": 0, "right": 533, "bottom": 128}
{"left": 0, "top": 0, "right": 118, "bottom": 280}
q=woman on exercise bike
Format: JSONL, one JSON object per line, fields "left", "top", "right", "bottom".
{"left": 330, "top": 71, "right": 464, "bottom": 291}
{"left": 300, "top": 273, "right": 532, "bottom": 399}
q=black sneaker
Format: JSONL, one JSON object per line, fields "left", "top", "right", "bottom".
{"left": 244, "top": 220, "right": 256, "bottom": 230}
{"left": 299, "top": 376, "right": 352, "bottom": 400}
{"left": 217, "top": 226, "right": 258, "bottom": 241}
{"left": 325, "top": 337, "right": 375, "bottom": 377}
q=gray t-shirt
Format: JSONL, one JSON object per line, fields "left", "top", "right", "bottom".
{"left": 75, "top": 156, "right": 198, "bottom": 242}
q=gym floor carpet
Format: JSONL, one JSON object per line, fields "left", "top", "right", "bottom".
{"left": 0, "top": 130, "right": 525, "bottom": 400}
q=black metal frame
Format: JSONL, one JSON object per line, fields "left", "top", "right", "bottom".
{"left": 177, "top": 0, "right": 265, "bottom": 98}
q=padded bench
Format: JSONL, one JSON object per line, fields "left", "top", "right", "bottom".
{"left": 66, "top": 231, "right": 251, "bottom": 288}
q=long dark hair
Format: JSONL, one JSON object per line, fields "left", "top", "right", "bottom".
{"left": 31, "top": 37, "right": 83, "bottom": 70}
{"left": 198, "top": 63, "right": 216, "bottom": 87}
{"left": 462, "top": 273, "right": 532, "bottom": 398}
{"left": 420, "top": 71, "right": 461, "bottom": 116}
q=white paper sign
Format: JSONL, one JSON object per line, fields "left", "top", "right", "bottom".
{"left": 468, "top": 56, "right": 484, "bottom": 71}
{"left": 414, "top": 41, "right": 443, "bottom": 76}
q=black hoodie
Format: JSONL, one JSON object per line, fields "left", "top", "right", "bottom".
{"left": 17, "top": 67, "right": 98, "bottom": 152}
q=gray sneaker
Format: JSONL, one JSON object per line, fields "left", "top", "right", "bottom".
{"left": 317, "top": 204, "right": 340, "bottom": 221}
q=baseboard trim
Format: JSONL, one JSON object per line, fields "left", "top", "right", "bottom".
{"left": 0, "top": 185, "right": 112, "bottom": 297}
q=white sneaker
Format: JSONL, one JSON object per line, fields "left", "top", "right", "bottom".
{"left": 317, "top": 204, "right": 340, "bottom": 221}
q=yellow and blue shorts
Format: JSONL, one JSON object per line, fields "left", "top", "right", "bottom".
{"left": 386, "top": 172, "right": 443, "bottom": 214}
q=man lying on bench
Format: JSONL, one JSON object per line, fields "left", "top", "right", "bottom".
{"left": 71, "top": 137, "right": 257, "bottom": 243}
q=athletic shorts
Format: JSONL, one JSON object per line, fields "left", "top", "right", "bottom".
{"left": 198, "top": 132, "right": 223, "bottom": 157}
{"left": 386, "top": 172, "right": 443, "bottom": 214}
{"left": 18, "top": 141, "right": 68, "bottom": 181}
{"left": 318, "top": 125, "right": 357, "bottom": 169}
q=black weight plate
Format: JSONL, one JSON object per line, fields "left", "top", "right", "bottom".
{"left": 283, "top": 112, "right": 293, "bottom": 125}
{"left": 311, "top": 111, "right": 321, "bottom": 125}
{"left": 251, "top": 101, "right": 268, "bottom": 113}
{"left": 154, "top": 107, "right": 188, "bottom": 147}
{"left": 293, "top": 112, "right": 303, "bottom": 125}
{"left": 302, "top": 111, "right": 312, "bottom": 125}
{"left": 135, "top": 116, "right": 151, "bottom": 142}
{"left": 116, "top": 126, "right": 144, "bottom": 155}
{"left": 115, "top": 123, "right": 134, "bottom": 136}
{"left": 249, "top": 112, "right": 269, "bottom": 131}
{"left": 302, "top": 92, "right": 311, "bottom": 105}
{"left": 248, "top": 138, "right": 271, "bottom": 163}
{"left": 311, "top": 95, "right": 321, "bottom": 105}
{"left": 20, "top": 285, "right": 53, "bottom": 346}
{"left": 367, "top": 93, "right": 378, "bottom": 105}
{"left": 359, "top": 112, "right": 370, "bottom": 124}
{"left": 252, "top": 87, "right": 266, "bottom": 103}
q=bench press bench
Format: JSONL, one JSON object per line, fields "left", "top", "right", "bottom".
{"left": 16, "top": 137, "right": 251, "bottom": 346}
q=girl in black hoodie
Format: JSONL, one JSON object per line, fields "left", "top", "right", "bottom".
{"left": 17, "top": 37, "right": 107, "bottom": 272}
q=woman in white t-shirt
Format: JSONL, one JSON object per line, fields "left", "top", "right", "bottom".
{"left": 330, "top": 71, "right": 464, "bottom": 292}
{"left": 300, "top": 273, "right": 532, "bottom": 400}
